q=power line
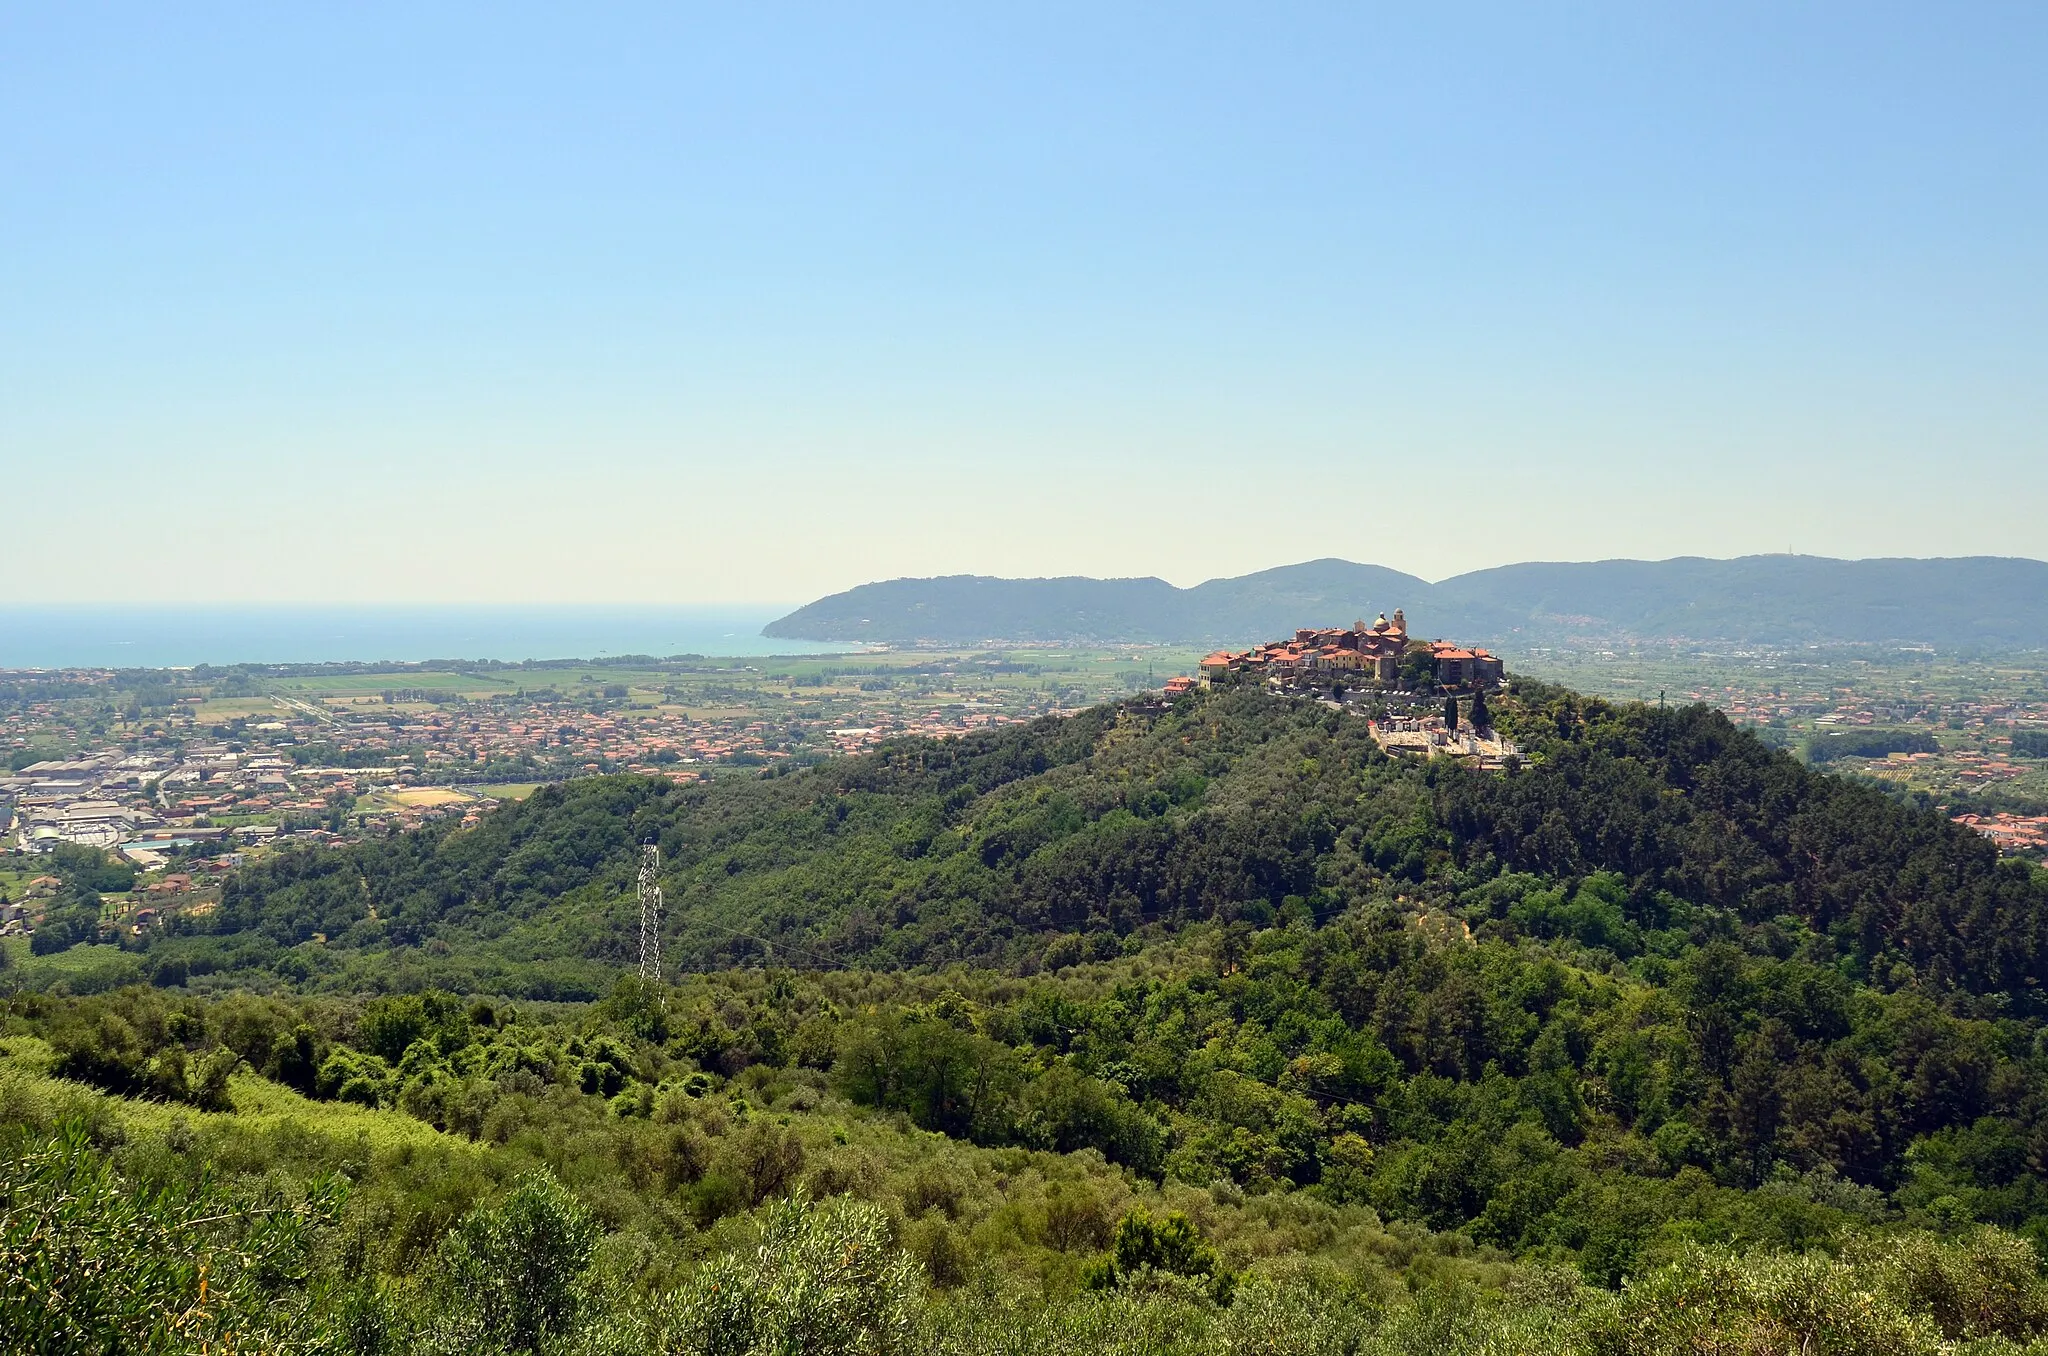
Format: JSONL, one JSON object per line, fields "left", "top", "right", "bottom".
{"left": 672, "top": 903, "right": 843, "bottom": 970}
{"left": 663, "top": 873, "right": 1394, "bottom": 978}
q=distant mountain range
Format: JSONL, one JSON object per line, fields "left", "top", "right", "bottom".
{"left": 762, "top": 555, "right": 2048, "bottom": 649}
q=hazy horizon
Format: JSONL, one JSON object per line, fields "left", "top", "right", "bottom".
{"left": 0, "top": 603, "right": 846, "bottom": 669}
{"left": 7, "top": 5, "right": 2045, "bottom": 603}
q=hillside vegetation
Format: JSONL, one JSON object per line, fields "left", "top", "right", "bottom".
{"left": 10, "top": 681, "right": 2048, "bottom": 1353}
{"left": 184, "top": 681, "right": 2048, "bottom": 1005}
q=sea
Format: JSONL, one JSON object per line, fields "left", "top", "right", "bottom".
{"left": 0, "top": 606, "right": 851, "bottom": 670}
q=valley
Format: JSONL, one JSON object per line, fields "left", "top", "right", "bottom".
{"left": 10, "top": 676, "right": 2048, "bottom": 1352}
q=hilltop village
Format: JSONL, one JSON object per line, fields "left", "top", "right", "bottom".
{"left": 1197, "top": 609, "right": 1505, "bottom": 689}
{"left": 1189, "top": 611, "right": 1522, "bottom": 769}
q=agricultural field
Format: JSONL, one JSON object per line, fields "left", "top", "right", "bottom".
{"left": 266, "top": 669, "right": 524, "bottom": 698}
{"left": 379, "top": 787, "right": 476, "bottom": 809}
{"left": 470, "top": 782, "right": 542, "bottom": 800}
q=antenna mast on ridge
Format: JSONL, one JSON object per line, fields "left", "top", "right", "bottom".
{"left": 638, "top": 841, "right": 663, "bottom": 985}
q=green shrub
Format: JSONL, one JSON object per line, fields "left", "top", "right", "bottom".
{"left": 360, "top": 991, "right": 470, "bottom": 1062}
{"left": 1850, "top": 1227, "right": 2048, "bottom": 1343}
{"left": 0, "top": 1122, "right": 340, "bottom": 1355}
{"left": 1593, "top": 1244, "right": 1942, "bottom": 1355}
{"left": 919, "top": 1288, "right": 1214, "bottom": 1356}
{"left": 652, "top": 1193, "right": 921, "bottom": 1356}
{"left": 1086, "top": 1209, "right": 1232, "bottom": 1305}
{"left": 317, "top": 1047, "right": 395, "bottom": 1107}
{"left": 427, "top": 1169, "right": 599, "bottom": 1354}
{"left": 1208, "top": 1268, "right": 1381, "bottom": 1356}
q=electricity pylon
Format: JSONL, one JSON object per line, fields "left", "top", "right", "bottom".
{"left": 638, "top": 841, "right": 663, "bottom": 985}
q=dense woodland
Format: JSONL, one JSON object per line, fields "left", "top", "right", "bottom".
{"left": 10, "top": 681, "right": 2048, "bottom": 1353}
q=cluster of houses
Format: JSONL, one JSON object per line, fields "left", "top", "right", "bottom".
{"left": 1197, "top": 611, "right": 1506, "bottom": 691}
{"left": 0, "top": 862, "right": 226, "bottom": 941}
{"left": 1952, "top": 811, "right": 2048, "bottom": 865}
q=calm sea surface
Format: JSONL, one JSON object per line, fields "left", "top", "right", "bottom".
{"left": 0, "top": 606, "right": 848, "bottom": 669}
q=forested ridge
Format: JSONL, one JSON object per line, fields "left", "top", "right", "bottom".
{"left": 12, "top": 680, "right": 2048, "bottom": 1354}
{"left": 141, "top": 685, "right": 2048, "bottom": 1231}
{"left": 199, "top": 681, "right": 2048, "bottom": 1006}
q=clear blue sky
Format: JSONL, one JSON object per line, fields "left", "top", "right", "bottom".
{"left": 5, "top": 4, "right": 2044, "bottom": 603}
